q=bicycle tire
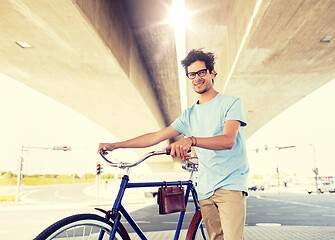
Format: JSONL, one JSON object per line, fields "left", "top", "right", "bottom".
{"left": 186, "top": 210, "right": 209, "bottom": 240}
{"left": 34, "top": 213, "right": 128, "bottom": 240}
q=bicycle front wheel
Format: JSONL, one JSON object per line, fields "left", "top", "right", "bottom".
{"left": 186, "top": 210, "right": 209, "bottom": 240}
{"left": 34, "top": 213, "right": 128, "bottom": 240}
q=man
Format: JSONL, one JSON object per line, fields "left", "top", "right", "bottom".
{"left": 98, "top": 49, "right": 249, "bottom": 240}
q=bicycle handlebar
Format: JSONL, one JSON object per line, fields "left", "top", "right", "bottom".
{"left": 99, "top": 149, "right": 169, "bottom": 169}
{"left": 99, "top": 148, "right": 198, "bottom": 171}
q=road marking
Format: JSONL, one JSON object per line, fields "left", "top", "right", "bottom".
{"left": 256, "top": 223, "right": 282, "bottom": 227}
{"left": 310, "top": 210, "right": 324, "bottom": 213}
{"left": 254, "top": 195, "right": 332, "bottom": 209}
{"left": 55, "top": 190, "right": 71, "bottom": 200}
{"left": 266, "top": 213, "right": 281, "bottom": 216}
{"left": 19, "top": 189, "right": 45, "bottom": 204}
{"left": 293, "top": 213, "right": 309, "bottom": 216}
{"left": 322, "top": 215, "right": 335, "bottom": 217}
{"left": 280, "top": 206, "right": 297, "bottom": 209}
{"left": 246, "top": 212, "right": 256, "bottom": 215}
{"left": 135, "top": 221, "right": 150, "bottom": 224}
{"left": 162, "top": 222, "right": 180, "bottom": 224}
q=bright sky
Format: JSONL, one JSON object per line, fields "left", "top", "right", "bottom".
{"left": 246, "top": 78, "right": 335, "bottom": 179}
{"left": 0, "top": 73, "right": 145, "bottom": 176}
{"left": 1, "top": 73, "right": 335, "bottom": 179}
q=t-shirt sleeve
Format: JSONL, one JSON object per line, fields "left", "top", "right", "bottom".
{"left": 171, "top": 110, "right": 190, "bottom": 136}
{"left": 225, "top": 98, "right": 247, "bottom": 127}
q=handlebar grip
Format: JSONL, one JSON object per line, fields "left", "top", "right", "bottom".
{"left": 100, "top": 149, "right": 107, "bottom": 155}
{"left": 165, "top": 147, "right": 191, "bottom": 155}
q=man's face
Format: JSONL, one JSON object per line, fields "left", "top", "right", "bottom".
{"left": 187, "top": 61, "right": 214, "bottom": 94}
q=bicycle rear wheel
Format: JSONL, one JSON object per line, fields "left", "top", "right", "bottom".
{"left": 186, "top": 210, "right": 209, "bottom": 240}
{"left": 34, "top": 213, "right": 128, "bottom": 240}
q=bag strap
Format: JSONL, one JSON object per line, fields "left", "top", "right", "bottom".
{"left": 179, "top": 181, "right": 183, "bottom": 189}
{"left": 163, "top": 181, "right": 183, "bottom": 190}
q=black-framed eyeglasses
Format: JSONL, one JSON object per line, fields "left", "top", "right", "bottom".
{"left": 186, "top": 68, "right": 208, "bottom": 79}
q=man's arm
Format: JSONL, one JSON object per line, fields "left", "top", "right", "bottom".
{"left": 168, "top": 120, "right": 241, "bottom": 157}
{"left": 195, "top": 120, "right": 241, "bottom": 150}
{"left": 98, "top": 126, "right": 180, "bottom": 152}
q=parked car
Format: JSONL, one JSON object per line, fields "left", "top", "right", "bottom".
{"left": 329, "top": 185, "right": 335, "bottom": 193}
{"left": 306, "top": 182, "right": 335, "bottom": 194}
{"left": 248, "top": 185, "right": 257, "bottom": 191}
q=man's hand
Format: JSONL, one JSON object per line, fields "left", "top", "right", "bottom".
{"left": 166, "top": 137, "right": 192, "bottom": 157}
{"left": 98, "top": 143, "right": 119, "bottom": 154}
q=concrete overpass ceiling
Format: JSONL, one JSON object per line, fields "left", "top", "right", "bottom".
{"left": 0, "top": 0, "right": 171, "bottom": 167}
{"left": 120, "top": 0, "right": 181, "bottom": 126}
{"left": 185, "top": 0, "right": 260, "bottom": 108}
{"left": 1, "top": 0, "right": 165, "bottom": 139}
{"left": 185, "top": 0, "right": 335, "bottom": 137}
{"left": 1, "top": 0, "right": 335, "bottom": 170}
{"left": 224, "top": 0, "right": 335, "bottom": 137}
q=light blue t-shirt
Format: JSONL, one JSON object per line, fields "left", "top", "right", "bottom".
{"left": 171, "top": 93, "right": 249, "bottom": 200}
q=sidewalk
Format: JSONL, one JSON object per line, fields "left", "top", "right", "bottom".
{"left": 244, "top": 225, "right": 335, "bottom": 240}
{"left": 127, "top": 226, "right": 335, "bottom": 240}
{"left": 2, "top": 183, "right": 335, "bottom": 239}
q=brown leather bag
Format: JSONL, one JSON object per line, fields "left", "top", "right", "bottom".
{"left": 157, "top": 181, "right": 186, "bottom": 214}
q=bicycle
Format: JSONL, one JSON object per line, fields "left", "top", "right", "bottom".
{"left": 34, "top": 149, "right": 209, "bottom": 240}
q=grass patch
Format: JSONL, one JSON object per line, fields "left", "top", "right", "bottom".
{"left": 0, "top": 195, "right": 15, "bottom": 202}
{"left": 0, "top": 173, "right": 95, "bottom": 186}
{"left": 20, "top": 176, "right": 94, "bottom": 185}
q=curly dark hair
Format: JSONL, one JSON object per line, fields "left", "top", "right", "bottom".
{"left": 181, "top": 49, "right": 216, "bottom": 75}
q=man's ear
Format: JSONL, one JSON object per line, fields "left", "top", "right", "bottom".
{"left": 211, "top": 70, "right": 216, "bottom": 84}
{"left": 211, "top": 69, "right": 217, "bottom": 78}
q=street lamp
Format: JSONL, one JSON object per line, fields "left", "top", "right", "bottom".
{"left": 253, "top": 144, "right": 295, "bottom": 194}
{"left": 275, "top": 145, "right": 296, "bottom": 194}
{"left": 309, "top": 144, "right": 320, "bottom": 194}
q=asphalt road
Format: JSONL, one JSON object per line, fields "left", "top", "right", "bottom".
{"left": 121, "top": 191, "right": 335, "bottom": 232}
{"left": 246, "top": 191, "right": 335, "bottom": 227}
{"left": 1, "top": 184, "right": 335, "bottom": 239}
{"left": 19, "top": 183, "right": 97, "bottom": 203}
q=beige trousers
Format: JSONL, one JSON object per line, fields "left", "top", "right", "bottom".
{"left": 199, "top": 189, "right": 246, "bottom": 240}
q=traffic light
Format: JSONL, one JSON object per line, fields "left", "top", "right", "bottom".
{"left": 96, "top": 164, "right": 103, "bottom": 175}
{"left": 97, "top": 164, "right": 101, "bottom": 175}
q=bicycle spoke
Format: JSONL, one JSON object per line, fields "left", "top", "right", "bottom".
{"left": 50, "top": 225, "right": 111, "bottom": 239}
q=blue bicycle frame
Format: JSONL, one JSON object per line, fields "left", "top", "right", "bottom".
{"left": 104, "top": 174, "right": 200, "bottom": 240}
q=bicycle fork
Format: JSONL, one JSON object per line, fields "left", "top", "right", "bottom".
{"left": 94, "top": 174, "right": 131, "bottom": 240}
{"left": 102, "top": 173, "right": 147, "bottom": 240}
{"left": 108, "top": 174, "right": 130, "bottom": 240}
